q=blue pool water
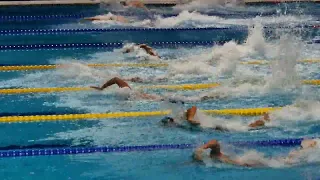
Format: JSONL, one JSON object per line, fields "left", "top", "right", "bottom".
{"left": 0, "top": 2, "right": 320, "bottom": 180}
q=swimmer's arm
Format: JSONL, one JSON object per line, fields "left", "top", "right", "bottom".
{"left": 83, "top": 17, "right": 100, "bottom": 21}
{"left": 90, "top": 77, "right": 131, "bottom": 90}
{"left": 186, "top": 106, "right": 200, "bottom": 125}
{"left": 138, "top": 44, "right": 159, "bottom": 57}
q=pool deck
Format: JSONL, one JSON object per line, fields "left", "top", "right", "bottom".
{"left": 0, "top": 0, "right": 318, "bottom": 6}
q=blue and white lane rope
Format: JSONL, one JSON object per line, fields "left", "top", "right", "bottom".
{"left": 0, "top": 14, "right": 85, "bottom": 22}
{"left": 0, "top": 11, "right": 286, "bottom": 22}
{"left": 0, "top": 137, "right": 316, "bottom": 158}
{"left": 0, "top": 41, "right": 227, "bottom": 51}
{"left": 0, "top": 13, "right": 268, "bottom": 22}
{"left": 0, "top": 27, "right": 242, "bottom": 36}
{"left": 0, "top": 25, "right": 318, "bottom": 36}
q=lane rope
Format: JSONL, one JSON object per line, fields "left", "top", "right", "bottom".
{"left": 0, "top": 63, "right": 169, "bottom": 71}
{"left": 0, "top": 12, "right": 276, "bottom": 22}
{"left": 0, "top": 80, "right": 319, "bottom": 95}
{"left": 0, "top": 14, "right": 86, "bottom": 22}
{"left": 0, "top": 107, "right": 281, "bottom": 123}
{"left": 0, "top": 11, "right": 319, "bottom": 22}
{"left": 0, "top": 59, "right": 319, "bottom": 71}
{"left": 0, "top": 25, "right": 318, "bottom": 36}
{"left": 0, "top": 83, "right": 221, "bottom": 95}
{"left": 0, "top": 41, "right": 227, "bottom": 51}
{"left": 0, "top": 27, "right": 243, "bottom": 36}
{"left": 0, "top": 137, "right": 316, "bottom": 158}
{"left": 0, "top": 40, "right": 318, "bottom": 52}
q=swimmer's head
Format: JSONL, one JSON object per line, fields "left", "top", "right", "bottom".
{"left": 301, "top": 139, "right": 317, "bottom": 149}
{"left": 206, "top": 140, "right": 221, "bottom": 156}
{"left": 123, "top": 48, "right": 132, "bottom": 53}
{"left": 130, "top": 77, "right": 143, "bottom": 83}
{"left": 201, "top": 96, "right": 210, "bottom": 101}
{"left": 160, "top": 116, "right": 175, "bottom": 125}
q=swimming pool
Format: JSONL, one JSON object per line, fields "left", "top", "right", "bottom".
{"left": 0, "top": 1, "right": 319, "bottom": 180}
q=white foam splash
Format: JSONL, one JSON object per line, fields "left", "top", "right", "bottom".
{"left": 173, "top": 0, "right": 228, "bottom": 11}
{"left": 168, "top": 60, "right": 214, "bottom": 75}
{"left": 151, "top": 11, "right": 314, "bottom": 28}
{"left": 196, "top": 110, "right": 249, "bottom": 131}
{"left": 271, "top": 99, "right": 320, "bottom": 122}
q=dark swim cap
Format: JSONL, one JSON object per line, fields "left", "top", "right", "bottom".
{"left": 168, "top": 99, "right": 185, "bottom": 104}
{"left": 161, "top": 116, "right": 174, "bottom": 124}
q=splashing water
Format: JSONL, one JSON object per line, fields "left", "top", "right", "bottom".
{"left": 263, "top": 35, "right": 302, "bottom": 92}
{"left": 173, "top": 0, "right": 228, "bottom": 11}
{"left": 270, "top": 99, "right": 320, "bottom": 122}
{"left": 196, "top": 110, "right": 249, "bottom": 132}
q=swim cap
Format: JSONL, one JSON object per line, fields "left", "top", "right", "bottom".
{"left": 168, "top": 99, "right": 185, "bottom": 105}
{"left": 160, "top": 116, "right": 174, "bottom": 124}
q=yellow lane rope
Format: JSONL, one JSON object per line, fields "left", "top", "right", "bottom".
{"left": 0, "top": 83, "right": 221, "bottom": 94}
{"left": 0, "top": 59, "right": 319, "bottom": 71}
{"left": 0, "top": 80, "right": 319, "bottom": 94}
{"left": 0, "top": 63, "right": 169, "bottom": 71}
{"left": 0, "top": 107, "right": 281, "bottom": 123}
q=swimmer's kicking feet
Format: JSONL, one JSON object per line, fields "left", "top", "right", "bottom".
{"left": 161, "top": 106, "right": 270, "bottom": 131}
{"left": 90, "top": 77, "right": 161, "bottom": 100}
{"left": 123, "top": 44, "right": 160, "bottom": 58}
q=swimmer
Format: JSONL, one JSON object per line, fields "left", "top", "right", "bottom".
{"left": 193, "top": 139, "right": 255, "bottom": 167}
{"left": 161, "top": 106, "right": 228, "bottom": 131}
{"left": 90, "top": 77, "right": 161, "bottom": 100}
{"left": 83, "top": 15, "right": 129, "bottom": 23}
{"left": 194, "top": 138, "right": 319, "bottom": 167}
{"left": 248, "top": 113, "right": 270, "bottom": 128}
{"left": 283, "top": 138, "right": 319, "bottom": 164}
{"left": 161, "top": 106, "right": 270, "bottom": 131}
{"left": 123, "top": 44, "right": 160, "bottom": 58}
{"left": 120, "top": 0, "right": 150, "bottom": 12}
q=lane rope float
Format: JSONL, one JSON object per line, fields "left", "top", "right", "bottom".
{"left": 0, "top": 107, "right": 281, "bottom": 123}
{"left": 0, "top": 137, "right": 317, "bottom": 158}
{"left": 0, "top": 59, "right": 319, "bottom": 71}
